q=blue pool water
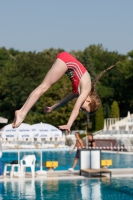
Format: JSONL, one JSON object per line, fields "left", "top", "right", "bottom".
{"left": 1, "top": 150, "right": 133, "bottom": 172}
{"left": 1, "top": 178, "right": 133, "bottom": 199}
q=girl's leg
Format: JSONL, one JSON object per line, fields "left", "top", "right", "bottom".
{"left": 12, "top": 58, "right": 67, "bottom": 128}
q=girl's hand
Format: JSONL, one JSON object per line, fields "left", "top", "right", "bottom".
{"left": 58, "top": 125, "right": 71, "bottom": 132}
{"left": 44, "top": 106, "right": 53, "bottom": 114}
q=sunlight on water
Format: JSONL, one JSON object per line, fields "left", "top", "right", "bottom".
{"left": 1, "top": 178, "right": 133, "bottom": 200}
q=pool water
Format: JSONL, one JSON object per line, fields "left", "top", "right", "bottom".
{"left": 1, "top": 178, "right": 133, "bottom": 200}
{"left": 1, "top": 151, "right": 133, "bottom": 172}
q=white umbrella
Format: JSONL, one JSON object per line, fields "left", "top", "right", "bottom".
{"left": 51, "top": 128, "right": 62, "bottom": 138}
{"left": 127, "top": 111, "right": 131, "bottom": 119}
{"left": 17, "top": 123, "right": 34, "bottom": 139}
{"left": 1, "top": 123, "right": 33, "bottom": 139}
{"left": 32, "top": 122, "right": 62, "bottom": 138}
{"left": 0, "top": 117, "right": 8, "bottom": 124}
{"left": 1, "top": 124, "right": 18, "bottom": 139}
{"left": 103, "top": 121, "right": 107, "bottom": 131}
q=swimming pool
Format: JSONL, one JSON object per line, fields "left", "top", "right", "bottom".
{"left": 1, "top": 150, "right": 133, "bottom": 171}
{"left": 1, "top": 178, "right": 133, "bottom": 199}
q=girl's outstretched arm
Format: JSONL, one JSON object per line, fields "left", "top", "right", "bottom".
{"left": 58, "top": 91, "right": 89, "bottom": 131}
{"left": 44, "top": 92, "right": 78, "bottom": 113}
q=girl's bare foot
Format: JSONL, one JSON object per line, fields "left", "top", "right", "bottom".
{"left": 12, "top": 110, "right": 25, "bottom": 128}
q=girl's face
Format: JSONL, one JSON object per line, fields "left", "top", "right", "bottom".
{"left": 81, "top": 97, "right": 91, "bottom": 114}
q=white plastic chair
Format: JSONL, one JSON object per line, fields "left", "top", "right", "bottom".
{"left": 4, "top": 163, "right": 21, "bottom": 177}
{"left": 20, "top": 155, "right": 36, "bottom": 177}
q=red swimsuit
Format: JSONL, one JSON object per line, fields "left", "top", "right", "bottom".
{"left": 57, "top": 52, "right": 87, "bottom": 94}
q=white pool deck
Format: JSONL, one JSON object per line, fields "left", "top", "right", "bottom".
{"left": 1, "top": 168, "right": 133, "bottom": 182}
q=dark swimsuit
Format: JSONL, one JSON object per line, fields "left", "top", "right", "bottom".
{"left": 88, "top": 140, "right": 95, "bottom": 148}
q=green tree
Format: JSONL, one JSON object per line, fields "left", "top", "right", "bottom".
{"left": 94, "top": 105, "right": 104, "bottom": 131}
{"left": 110, "top": 101, "right": 120, "bottom": 118}
{"left": 103, "top": 103, "right": 110, "bottom": 118}
{"left": 1, "top": 46, "right": 133, "bottom": 129}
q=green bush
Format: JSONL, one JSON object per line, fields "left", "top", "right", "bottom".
{"left": 94, "top": 104, "right": 104, "bottom": 131}
{"left": 110, "top": 101, "right": 120, "bottom": 118}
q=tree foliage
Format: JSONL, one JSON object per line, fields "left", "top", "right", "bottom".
{"left": 0, "top": 45, "right": 133, "bottom": 131}
{"left": 110, "top": 101, "right": 120, "bottom": 118}
{"left": 94, "top": 105, "right": 104, "bottom": 131}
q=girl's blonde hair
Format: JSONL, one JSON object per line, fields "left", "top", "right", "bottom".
{"left": 89, "top": 61, "right": 121, "bottom": 114}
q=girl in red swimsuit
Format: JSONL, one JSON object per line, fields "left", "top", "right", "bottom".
{"left": 12, "top": 52, "right": 120, "bottom": 131}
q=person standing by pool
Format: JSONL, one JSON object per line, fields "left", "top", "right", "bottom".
{"left": 12, "top": 51, "right": 120, "bottom": 131}
{"left": 68, "top": 132, "right": 83, "bottom": 172}
{"left": 88, "top": 134, "right": 96, "bottom": 148}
